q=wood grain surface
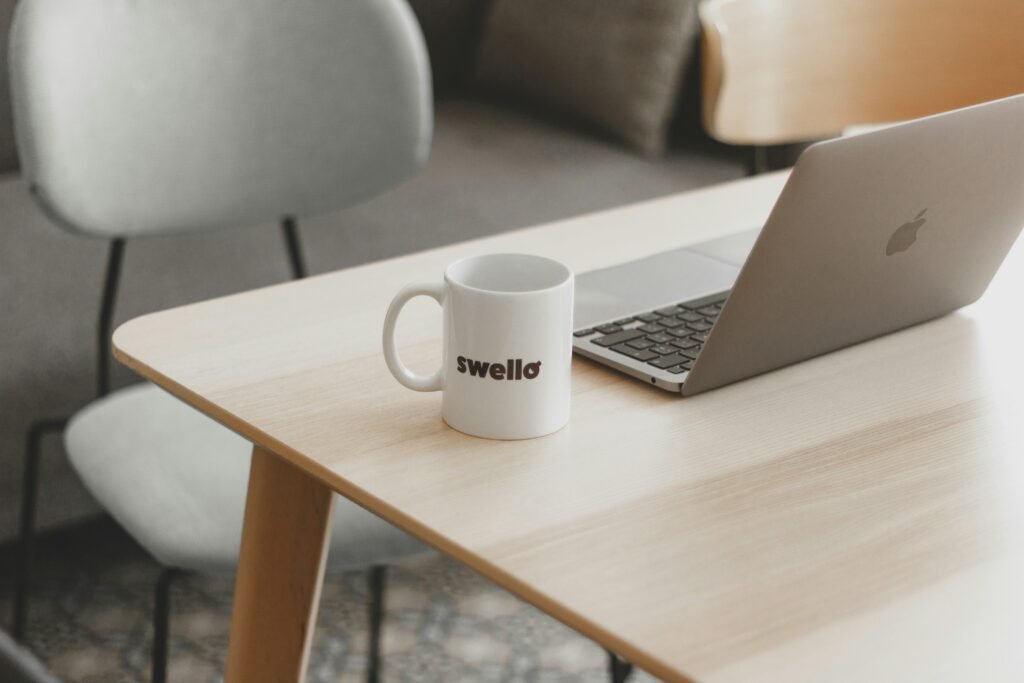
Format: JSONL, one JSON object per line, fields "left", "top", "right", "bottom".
{"left": 225, "top": 446, "right": 333, "bottom": 683}
{"left": 114, "top": 172, "right": 1024, "bottom": 682}
{"left": 701, "top": 0, "right": 1024, "bottom": 144}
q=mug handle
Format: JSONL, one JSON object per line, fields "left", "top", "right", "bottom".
{"left": 382, "top": 282, "right": 447, "bottom": 391}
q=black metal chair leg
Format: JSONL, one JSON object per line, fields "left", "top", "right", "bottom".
{"left": 96, "top": 238, "right": 125, "bottom": 398}
{"left": 12, "top": 417, "right": 69, "bottom": 641}
{"left": 280, "top": 217, "right": 308, "bottom": 280}
{"left": 607, "top": 649, "right": 634, "bottom": 683}
{"left": 748, "top": 144, "right": 770, "bottom": 176}
{"left": 14, "top": 239, "right": 124, "bottom": 640}
{"left": 13, "top": 239, "right": 126, "bottom": 640}
{"left": 152, "top": 568, "right": 184, "bottom": 683}
{"left": 366, "top": 564, "right": 387, "bottom": 683}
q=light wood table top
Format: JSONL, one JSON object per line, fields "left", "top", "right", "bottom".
{"left": 114, "top": 171, "right": 1024, "bottom": 682}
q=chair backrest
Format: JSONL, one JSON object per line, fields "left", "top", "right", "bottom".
{"left": 9, "top": 0, "right": 431, "bottom": 238}
{"left": 700, "top": 0, "right": 1024, "bottom": 145}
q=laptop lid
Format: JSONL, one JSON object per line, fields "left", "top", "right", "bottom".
{"left": 683, "top": 94, "right": 1024, "bottom": 396}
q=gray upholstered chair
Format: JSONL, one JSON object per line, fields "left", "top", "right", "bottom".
{"left": 9, "top": 0, "right": 432, "bottom": 680}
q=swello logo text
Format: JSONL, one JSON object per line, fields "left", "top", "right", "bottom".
{"left": 456, "top": 356, "right": 541, "bottom": 380}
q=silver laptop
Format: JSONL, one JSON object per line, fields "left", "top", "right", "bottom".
{"left": 573, "top": 94, "right": 1024, "bottom": 395}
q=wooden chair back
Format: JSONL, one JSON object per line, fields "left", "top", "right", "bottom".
{"left": 701, "top": 0, "right": 1024, "bottom": 144}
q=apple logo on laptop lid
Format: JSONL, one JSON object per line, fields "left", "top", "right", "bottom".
{"left": 886, "top": 209, "right": 927, "bottom": 256}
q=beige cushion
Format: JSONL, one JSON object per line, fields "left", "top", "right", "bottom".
{"left": 475, "top": 0, "right": 699, "bottom": 155}
{"left": 65, "top": 384, "right": 429, "bottom": 574}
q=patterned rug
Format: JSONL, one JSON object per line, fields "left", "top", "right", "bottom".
{"left": 1, "top": 519, "right": 657, "bottom": 682}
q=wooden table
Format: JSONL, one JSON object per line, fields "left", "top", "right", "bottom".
{"left": 113, "top": 171, "right": 1024, "bottom": 682}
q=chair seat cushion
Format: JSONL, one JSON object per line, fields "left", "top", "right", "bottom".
{"left": 65, "top": 383, "right": 428, "bottom": 574}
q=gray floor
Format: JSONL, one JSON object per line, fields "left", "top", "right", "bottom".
{"left": 0, "top": 519, "right": 660, "bottom": 682}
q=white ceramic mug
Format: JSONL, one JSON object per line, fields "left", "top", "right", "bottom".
{"left": 383, "top": 253, "right": 574, "bottom": 439}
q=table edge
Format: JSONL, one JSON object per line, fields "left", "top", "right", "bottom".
{"left": 111, "top": 341, "right": 698, "bottom": 683}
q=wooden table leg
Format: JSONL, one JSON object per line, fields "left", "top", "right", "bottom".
{"left": 225, "top": 445, "right": 334, "bottom": 683}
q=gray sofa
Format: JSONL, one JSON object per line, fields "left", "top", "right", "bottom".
{"left": 0, "top": 2, "right": 745, "bottom": 541}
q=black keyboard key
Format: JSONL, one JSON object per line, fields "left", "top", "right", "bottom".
{"left": 636, "top": 312, "right": 661, "bottom": 323}
{"left": 650, "top": 344, "right": 676, "bottom": 355}
{"left": 678, "top": 311, "right": 703, "bottom": 323}
{"left": 648, "top": 353, "right": 691, "bottom": 369}
{"left": 655, "top": 306, "right": 684, "bottom": 316}
{"left": 595, "top": 323, "right": 623, "bottom": 334}
{"left": 666, "top": 327, "right": 692, "bottom": 339}
{"left": 698, "top": 306, "right": 720, "bottom": 316}
{"left": 679, "top": 348, "right": 700, "bottom": 360}
{"left": 667, "top": 364, "right": 689, "bottom": 374}
{"left": 680, "top": 291, "right": 730, "bottom": 310}
{"left": 646, "top": 332, "right": 672, "bottom": 344}
{"left": 626, "top": 338, "right": 655, "bottom": 349}
{"left": 638, "top": 323, "right": 665, "bottom": 334}
{"left": 614, "top": 317, "right": 635, "bottom": 325}
{"left": 686, "top": 321, "right": 713, "bottom": 332}
{"left": 690, "top": 331, "right": 710, "bottom": 342}
{"left": 658, "top": 317, "right": 686, "bottom": 328}
{"left": 671, "top": 338, "right": 698, "bottom": 350}
{"left": 592, "top": 328, "right": 645, "bottom": 347}
{"left": 610, "top": 343, "right": 658, "bottom": 361}
{"left": 573, "top": 328, "right": 595, "bottom": 337}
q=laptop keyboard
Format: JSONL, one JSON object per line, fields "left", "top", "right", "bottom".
{"left": 573, "top": 291, "right": 730, "bottom": 375}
